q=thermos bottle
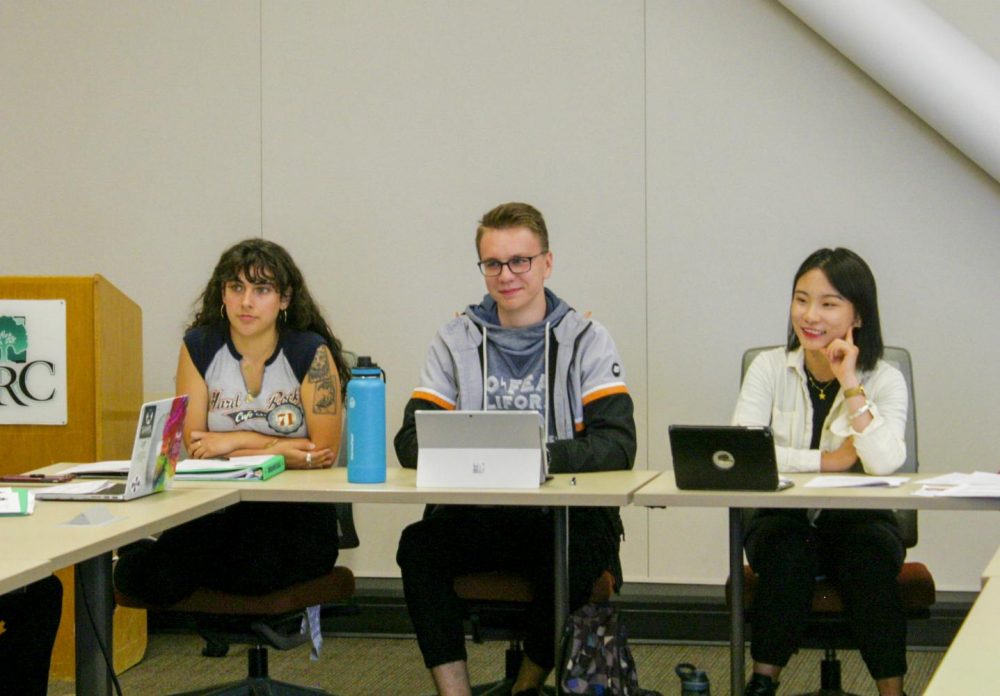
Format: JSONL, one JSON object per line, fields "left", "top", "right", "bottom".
{"left": 346, "top": 356, "right": 386, "bottom": 483}
{"left": 675, "top": 662, "right": 710, "bottom": 695}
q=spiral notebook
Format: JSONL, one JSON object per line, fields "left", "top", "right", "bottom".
{"left": 174, "top": 455, "right": 285, "bottom": 481}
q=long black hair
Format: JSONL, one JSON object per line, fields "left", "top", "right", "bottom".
{"left": 787, "top": 247, "right": 884, "bottom": 372}
{"left": 191, "top": 238, "right": 351, "bottom": 393}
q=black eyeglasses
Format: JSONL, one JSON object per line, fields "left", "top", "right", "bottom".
{"left": 477, "top": 253, "right": 545, "bottom": 277}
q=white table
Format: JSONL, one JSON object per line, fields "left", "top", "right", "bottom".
{"left": 632, "top": 472, "right": 1000, "bottom": 696}
{"left": 923, "top": 576, "right": 1000, "bottom": 695}
{"left": 0, "top": 558, "right": 54, "bottom": 596}
{"left": 980, "top": 543, "right": 1000, "bottom": 586}
{"left": 0, "top": 487, "right": 240, "bottom": 696}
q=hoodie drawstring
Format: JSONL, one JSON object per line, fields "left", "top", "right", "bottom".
{"left": 482, "top": 325, "right": 488, "bottom": 410}
{"left": 544, "top": 321, "right": 550, "bottom": 441}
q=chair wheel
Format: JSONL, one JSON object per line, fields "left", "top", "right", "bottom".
{"left": 201, "top": 638, "right": 229, "bottom": 657}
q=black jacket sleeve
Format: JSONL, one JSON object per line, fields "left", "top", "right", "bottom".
{"left": 393, "top": 397, "right": 444, "bottom": 469}
{"left": 547, "top": 392, "right": 636, "bottom": 474}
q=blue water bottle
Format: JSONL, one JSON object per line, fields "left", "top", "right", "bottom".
{"left": 346, "top": 356, "right": 387, "bottom": 483}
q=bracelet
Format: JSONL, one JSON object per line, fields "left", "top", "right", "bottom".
{"left": 843, "top": 384, "right": 866, "bottom": 399}
{"left": 847, "top": 400, "right": 872, "bottom": 422}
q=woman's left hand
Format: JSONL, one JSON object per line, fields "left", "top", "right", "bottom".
{"left": 823, "top": 325, "right": 860, "bottom": 387}
{"left": 279, "top": 441, "right": 336, "bottom": 469}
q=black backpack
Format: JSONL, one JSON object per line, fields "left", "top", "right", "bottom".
{"left": 558, "top": 602, "right": 663, "bottom": 695}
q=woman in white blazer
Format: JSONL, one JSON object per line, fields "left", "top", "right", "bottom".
{"left": 734, "top": 248, "right": 908, "bottom": 696}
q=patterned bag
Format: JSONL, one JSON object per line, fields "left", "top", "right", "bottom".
{"left": 558, "top": 602, "right": 663, "bottom": 695}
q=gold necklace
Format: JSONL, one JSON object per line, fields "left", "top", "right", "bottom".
{"left": 241, "top": 359, "right": 263, "bottom": 402}
{"left": 805, "top": 369, "right": 837, "bottom": 400}
{"left": 237, "top": 336, "right": 278, "bottom": 403}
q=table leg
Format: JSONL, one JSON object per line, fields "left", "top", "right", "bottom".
{"left": 75, "top": 552, "right": 113, "bottom": 696}
{"left": 730, "top": 507, "right": 745, "bottom": 696}
{"left": 553, "top": 506, "right": 569, "bottom": 667}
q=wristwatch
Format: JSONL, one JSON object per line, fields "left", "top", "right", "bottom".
{"left": 843, "top": 384, "right": 866, "bottom": 399}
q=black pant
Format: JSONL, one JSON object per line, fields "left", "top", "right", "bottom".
{"left": 396, "top": 506, "right": 619, "bottom": 671}
{"left": 114, "top": 502, "right": 340, "bottom": 607}
{"left": 0, "top": 575, "right": 63, "bottom": 696}
{"left": 744, "top": 509, "right": 907, "bottom": 680}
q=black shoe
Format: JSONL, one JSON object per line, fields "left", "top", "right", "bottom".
{"left": 744, "top": 672, "right": 778, "bottom": 696}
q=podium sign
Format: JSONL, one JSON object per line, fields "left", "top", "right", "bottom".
{"left": 0, "top": 299, "right": 68, "bottom": 424}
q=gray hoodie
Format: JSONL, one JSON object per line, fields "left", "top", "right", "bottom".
{"left": 411, "top": 288, "right": 628, "bottom": 445}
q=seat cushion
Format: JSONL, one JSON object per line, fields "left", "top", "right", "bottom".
{"left": 454, "top": 569, "right": 615, "bottom": 605}
{"left": 738, "top": 562, "right": 935, "bottom": 614}
{"left": 115, "top": 565, "right": 355, "bottom": 616}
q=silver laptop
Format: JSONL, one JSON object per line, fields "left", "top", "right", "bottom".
{"left": 36, "top": 396, "right": 188, "bottom": 501}
{"left": 415, "top": 410, "right": 547, "bottom": 489}
{"left": 669, "top": 425, "right": 792, "bottom": 491}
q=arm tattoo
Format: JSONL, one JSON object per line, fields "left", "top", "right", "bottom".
{"left": 308, "top": 348, "right": 340, "bottom": 415}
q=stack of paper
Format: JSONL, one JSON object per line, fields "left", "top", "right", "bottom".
{"left": 60, "top": 461, "right": 132, "bottom": 477}
{"left": 174, "top": 455, "right": 285, "bottom": 481}
{"left": 0, "top": 487, "right": 35, "bottom": 515}
{"left": 913, "top": 472, "right": 1000, "bottom": 498}
{"left": 804, "top": 475, "right": 909, "bottom": 489}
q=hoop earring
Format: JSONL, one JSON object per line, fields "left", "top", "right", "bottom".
{"left": 281, "top": 309, "right": 288, "bottom": 324}
{"left": 220, "top": 304, "right": 226, "bottom": 319}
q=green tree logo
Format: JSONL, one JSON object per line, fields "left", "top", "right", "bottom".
{"left": 0, "top": 316, "right": 28, "bottom": 363}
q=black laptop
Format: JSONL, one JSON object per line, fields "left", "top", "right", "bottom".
{"left": 668, "top": 425, "right": 792, "bottom": 491}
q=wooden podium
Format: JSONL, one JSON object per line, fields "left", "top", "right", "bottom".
{"left": 0, "top": 275, "right": 147, "bottom": 680}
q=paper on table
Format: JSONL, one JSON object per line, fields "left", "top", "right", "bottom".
{"left": 805, "top": 475, "right": 909, "bottom": 488}
{"left": 35, "top": 480, "right": 118, "bottom": 496}
{"left": 918, "top": 471, "right": 1000, "bottom": 486}
{"left": 913, "top": 471, "right": 1000, "bottom": 497}
{"left": 933, "top": 483, "right": 1000, "bottom": 498}
{"left": 60, "top": 461, "right": 132, "bottom": 476}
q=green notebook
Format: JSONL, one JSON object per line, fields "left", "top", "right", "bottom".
{"left": 174, "top": 455, "right": 285, "bottom": 481}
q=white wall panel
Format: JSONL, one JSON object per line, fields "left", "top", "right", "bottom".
{"left": 0, "top": 1, "right": 261, "bottom": 396}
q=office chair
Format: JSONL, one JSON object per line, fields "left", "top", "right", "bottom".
{"left": 454, "top": 568, "right": 615, "bottom": 696}
{"left": 116, "top": 502, "right": 359, "bottom": 696}
{"left": 730, "top": 346, "right": 935, "bottom": 696}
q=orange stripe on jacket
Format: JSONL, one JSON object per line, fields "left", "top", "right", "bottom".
{"left": 581, "top": 383, "right": 629, "bottom": 406}
{"left": 411, "top": 389, "right": 456, "bottom": 410}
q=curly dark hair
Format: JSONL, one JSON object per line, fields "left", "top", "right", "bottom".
{"left": 191, "top": 238, "right": 351, "bottom": 393}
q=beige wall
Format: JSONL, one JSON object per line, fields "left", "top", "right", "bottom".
{"left": 3, "top": 0, "right": 998, "bottom": 591}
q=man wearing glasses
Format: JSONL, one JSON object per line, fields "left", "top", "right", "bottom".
{"left": 394, "top": 202, "right": 637, "bottom": 696}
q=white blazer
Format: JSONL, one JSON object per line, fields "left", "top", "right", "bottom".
{"left": 732, "top": 347, "right": 907, "bottom": 475}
